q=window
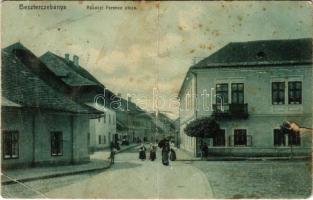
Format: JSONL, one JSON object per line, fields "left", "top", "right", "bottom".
{"left": 216, "top": 83, "right": 228, "bottom": 104}
{"left": 234, "top": 129, "right": 247, "bottom": 146}
{"left": 273, "top": 129, "right": 285, "bottom": 146}
{"left": 3, "top": 131, "right": 19, "bottom": 159}
{"left": 213, "top": 129, "right": 225, "bottom": 146}
{"left": 51, "top": 132, "right": 63, "bottom": 156}
{"left": 103, "top": 135, "right": 107, "bottom": 144}
{"left": 231, "top": 83, "right": 244, "bottom": 104}
{"left": 289, "top": 132, "right": 301, "bottom": 146}
{"left": 98, "top": 135, "right": 102, "bottom": 144}
{"left": 288, "top": 81, "right": 302, "bottom": 104}
{"left": 109, "top": 114, "right": 111, "bottom": 124}
{"left": 272, "top": 82, "right": 285, "bottom": 105}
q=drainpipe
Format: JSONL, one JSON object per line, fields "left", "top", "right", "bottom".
{"left": 32, "top": 113, "right": 36, "bottom": 167}
{"left": 70, "top": 115, "right": 74, "bottom": 164}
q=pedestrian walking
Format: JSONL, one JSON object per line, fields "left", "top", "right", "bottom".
{"left": 139, "top": 143, "right": 146, "bottom": 160}
{"left": 110, "top": 142, "right": 117, "bottom": 164}
{"left": 149, "top": 143, "right": 157, "bottom": 161}
{"left": 161, "top": 139, "right": 170, "bottom": 166}
{"left": 169, "top": 141, "right": 176, "bottom": 161}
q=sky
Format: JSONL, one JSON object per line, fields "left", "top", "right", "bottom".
{"left": 2, "top": 1, "right": 312, "bottom": 119}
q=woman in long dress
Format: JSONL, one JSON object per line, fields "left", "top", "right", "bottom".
{"left": 169, "top": 141, "right": 176, "bottom": 161}
{"left": 139, "top": 144, "right": 146, "bottom": 160}
{"left": 161, "top": 140, "right": 170, "bottom": 165}
{"left": 149, "top": 143, "right": 156, "bottom": 161}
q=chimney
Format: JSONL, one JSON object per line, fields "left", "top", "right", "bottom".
{"left": 128, "top": 96, "right": 131, "bottom": 102}
{"left": 65, "top": 53, "right": 70, "bottom": 62}
{"left": 73, "top": 55, "right": 79, "bottom": 66}
{"left": 117, "top": 93, "right": 121, "bottom": 97}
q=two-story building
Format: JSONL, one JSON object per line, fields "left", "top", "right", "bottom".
{"left": 40, "top": 52, "right": 116, "bottom": 151}
{"left": 178, "top": 38, "right": 312, "bottom": 157}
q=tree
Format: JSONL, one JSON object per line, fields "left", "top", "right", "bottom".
{"left": 184, "top": 117, "right": 221, "bottom": 141}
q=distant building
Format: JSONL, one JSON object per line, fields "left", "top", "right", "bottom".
{"left": 174, "top": 118, "right": 180, "bottom": 147}
{"left": 149, "top": 112, "right": 176, "bottom": 142}
{"left": 114, "top": 96, "right": 154, "bottom": 143}
{"left": 178, "top": 38, "right": 312, "bottom": 157}
{"left": 1, "top": 43, "right": 101, "bottom": 169}
{"left": 40, "top": 52, "right": 116, "bottom": 151}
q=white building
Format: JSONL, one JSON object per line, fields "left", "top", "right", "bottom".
{"left": 178, "top": 38, "right": 312, "bottom": 157}
{"left": 88, "top": 104, "right": 116, "bottom": 150}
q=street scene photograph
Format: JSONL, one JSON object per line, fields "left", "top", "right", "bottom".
{"left": 1, "top": 1, "right": 312, "bottom": 199}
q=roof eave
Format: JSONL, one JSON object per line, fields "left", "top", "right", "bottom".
{"left": 192, "top": 60, "right": 312, "bottom": 70}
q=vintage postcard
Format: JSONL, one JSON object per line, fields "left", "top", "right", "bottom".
{"left": 1, "top": 0, "right": 312, "bottom": 199}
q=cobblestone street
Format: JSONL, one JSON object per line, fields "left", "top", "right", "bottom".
{"left": 193, "top": 159, "right": 312, "bottom": 199}
{"left": 2, "top": 147, "right": 312, "bottom": 198}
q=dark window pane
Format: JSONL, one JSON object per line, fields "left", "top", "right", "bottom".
{"left": 234, "top": 129, "right": 247, "bottom": 146}
{"left": 272, "top": 82, "right": 285, "bottom": 104}
{"left": 216, "top": 83, "right": 228, "bottom": 104}
{"left": 289, "top": 132, "right": 301, "bottom": 146}
{"left": 2, "top": 131, "right": 19, "bottom": 159}
{"left": 51, "top": 132, "right": 63, "bottom": 156}
{"left": 288, "top": 81, "right": 302, "bottom": 104}
{"left": 273, "top": 129, "right": 285, "bottom": 146}
{"left": 213, "top": 130, "right": 225, "bottom": 146}
{"left": 231, "top": 83, "right": 244, "bottom": 104}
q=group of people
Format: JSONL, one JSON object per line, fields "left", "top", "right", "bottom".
{"left": 109, "top": 139, "right": 178, "bottom": 166}
{"left": 138, "top": 139, "right": 176, "bottom": 166}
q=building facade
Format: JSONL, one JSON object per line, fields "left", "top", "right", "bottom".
{"left": 178, "top": 38, "right": 312, "bottom": 157}
{"left": 1, "top": 45, "right": 101, "bottom": 169}
{"left": 88, "top": 105, "right": 116, "bottom": 150}
{"left": 40, "top": 52, "right": 117, "bottom": 151}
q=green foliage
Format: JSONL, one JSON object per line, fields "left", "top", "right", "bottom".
{"left": 184, "top": 117, "right": 220, "bottom": 138}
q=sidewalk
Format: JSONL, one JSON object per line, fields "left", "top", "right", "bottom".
{"left": 1, "top": 143, "right": 138, "bottom": 185}
{"left": 175, "top": 148, "right": 310, "bottom": 161}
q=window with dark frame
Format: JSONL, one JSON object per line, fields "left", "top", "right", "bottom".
{"left": 51, "top": 131, "right": 63, "bottom": 156}
{"left": 273, "top": 129, "right": 285, "bottom": 146}
{"left": 98, "top": 135, "right": 102, "bottom": 144}
{"left": 288, "top": 81, "right": 302, "bottom": 104}
{"left": 289, "top": 132, "right": 301, "bottom": 146}
{"left": 272, "top": 82, "right": 285, "bottom": 105}
{"left": 216, "top": 83, "right": 228, "bottom": 104}
{"left": 231, "top": 83, "right": 244, "bottom": 104}
{"left": 213, "top": 129, "right": 225, "bottom": 146}
{"left": 234, "top": 129, "right": 247, "bottom": 146}
{"left": 3, "top": 131, "right": 19, "bottom": 159}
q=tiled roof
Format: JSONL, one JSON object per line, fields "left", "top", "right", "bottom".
{"left": 2, "top": 43, "right": 102, "bottom": 114}
{"left": 40, "top": 52, "right": 119, "bottom": 105}
{"left": 114, "top": 97, "right": 145, "bottom": 114}
{"left": 40, "top": 52, "right": 99, "bottom": 86}
{"left": 40, "top": 51, "right": 149, "bottom": 115}
{"left": 192, "top": 38, "right": 312, "bottom": 69}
